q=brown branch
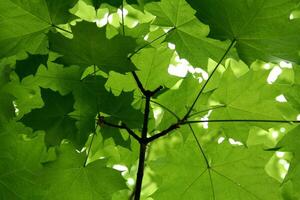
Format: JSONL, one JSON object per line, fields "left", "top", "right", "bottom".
{"left": 98, "top": 116, "right": 141, "bottom": 143}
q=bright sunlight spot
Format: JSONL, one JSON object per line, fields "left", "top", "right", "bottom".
{"left": 297, "top": 114, "right": 300, "bottom": 121}
{"left": 117, "top": 8, "right": 128, "bottom": 18}
{"left": 263, "top": 63, "right": 271, "bottom": 70}
{"left": 275, "top": 94, "right": 287, "bottom": 103}
{"left": 218, "top": 137, "right": 225, "bottom": 144}
{"left": 153, "top": 107, "right": 163, "bottom": 120}
{"left": 200, "top": 110, "right": 212, "bottom": 129}
{"left": 113, "top": 164, "right": 128, "bottom": 172}
{"left": 168, "top": 42, "right": 176, "bottom": 50}
{"left": 127, "top": 178, "right": 135, "bottom": 186}
{"left": 279, "top": 61, "right": 293, "bottom": 68}
{"left": 279, "top": 159, "right": 290, "bottom": 171}
{"left": 267, "top": 66, "right": 282, "bottom": 84}
{"left": 271, "top": 131, "right": 279, "bottom": 139}
{"left": 168, "top": 55, "right": 208, "bottom": 81}
{"left": 276, "top": 152, "right": 285, "bottom": 158}
{"left": 228, "top": 138, "right": 243, "bottom": 146}
{"left": 93, "top": 13, "right": 109, "bottom": 27}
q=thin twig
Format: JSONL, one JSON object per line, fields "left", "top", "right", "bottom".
{"left": 146, "top": 123, "right": 180, "bottom": 143}
{"left": 132, "top": 71, "right": 147, "bottom": 95}
{"left": 99, "top": 117, "right": 141, "bottom": 143}
{"left": 121, "top": 1, "right": 125, "bottom": 35}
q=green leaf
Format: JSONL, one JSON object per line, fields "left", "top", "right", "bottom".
{"left": 276, "top": 126, "right": 300, "bottom": 199}
{"left": 0, "top": 0, "right": 77, "bottom": 58}
{"left": 132, "top": 45, "right": 179, "bottom": 90}
{"left": 39, "top": 143, "right": 127, "bottom": 200}
{"left": 15, "top": 53, "right": 48, "bottom": 80}
{"left": 145, "top": 0, "right": 237, "bottom": 69}
{"left": 150, "top": 134, "right": 281, "bottom": 199}
{"left": 20, "top": 89, "right": 77, "bottom": 146}
{"left": 155, "top": 75, "right": 207, "bottom": 129}
{"left": 0, "top": 122, "right": 45, "bottom": 200}
{"left": 187, "top": 0, "right": 300, "bottom": 64}
{"left": 208, "top": 65, "right": 287, "bottom": 142}
{"left": 46, "top": 0, "right": 77, "bottom": 25}
{"left": 0, "top": 63, "right": 15, "bottom": 127}
{"left": 49, "top": 21, "right": 137, "bottom": 73}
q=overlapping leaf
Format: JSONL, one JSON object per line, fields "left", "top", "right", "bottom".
{"left": 150, "top": 133, "right": 281, "bottom": 199}
{"left": 0, "top": 0, "right": 77, "bottom": 58}
{"left": 145, "top": 0, "right": 237, "bottom": 69}
{"left": 49, "top": 21, "right": 137, "bottom": 73}
{"left": 20, "top": 89, "right": 77, "bottom": 146}
{"left": 38, "top": 143, "right": 126, "bottom": 200}
{"left": 187, "top": 0, "right": 300, "bottom": 64}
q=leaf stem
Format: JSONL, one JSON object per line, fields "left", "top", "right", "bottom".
{"left": 121, "top": 1, "right": 125, "bottom": 36}
{"left": 188, "top": 124, "right": 210, "bottom": 169}
{"left": 182, "top": 39, "right": 236, "bottom": 121}
{"left": 51, "top": 24, "right": 72, "bottom": 34}
{"left": 128, "top": 27, "right": 176, "bottom": 59}
{"left": 182, "top": 119, "right": 300, "bottom": 124}
{"left": 83, "top": 125, "right": 98, "bottom": 167}
{"left": 150, "top": 100, "right": 180, "bottom": 120}
{"left": 146, "top": 119, "right": 300, "bottom": 142}
{"left": 188, "top": 105, "right": 226, "bottom": 118}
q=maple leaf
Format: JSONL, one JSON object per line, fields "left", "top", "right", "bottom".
{"left": 1, "top": 0, "right": 300, "bottom": 199}
{"left": 49, "top": 21, "right": 137, "bottom": 73}
{"left": 0, "top": 0, "right": 77, "bottom": 58}
{"left": 20, "top": 89, "right": 77, "bottom": 146}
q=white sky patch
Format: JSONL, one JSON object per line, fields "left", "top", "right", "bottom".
{"left": 153, "top": 107, "right": 163, "bottom": 120}
{"left": 263, "top": 63, "right": 271, "bottom": 70}
{"left": 267, "top": 66, "right": 282, "bottom": 84}
{"left": 113, "top": 164, "right": 128, "bottom": 172}
{"left": 275, "top": 94, "right": 287, "bottom": 103}
{"left": 290, "top": 13, "right": 295, "bottom": 20}
{"left": 127, "top": 178, "right": 135, "bottom": 186}
{"left": 279, "top": 158, "right": 290, "bottom": 179}
{"left": 279, "top": 159, "right": 290, "bottom": 171}
{"left": 297, "top": 114, "right": 300, "bottom": 121}
{"left": 271, "top": 131, "right": 279, "bottom": 139}
{"left": 228, "top": 138, "right": 243, "bottom": 146}
{"left": 276, "top": 151, "right": 285, "bottom": 158}
{"left": 143, "top": 34, "right": 149, "bottom": 41}
{"left": 93, "top": 13, "right": 109, "bottom": 27}
{"left": 168, "top": 43, "right": 176, "bottom": 50}
{"left": 168, "top": 55, "right": 208, "bottom": 79}
{"left": 200, "top": 110, "right": 212, "bottom": 129}
{"left": 279, "top": 61, "right": 293, "bottom": 68}
{"left": 217, "top": 137, "right": 225, "bottom": 144}
{"left": 168, "top": 64, "right": 189, "bottom": 77}
{"left": 117, "top": 8, "right": 128, "bottom": 18}
{"left": 194, "top": 68, "right": 209, "bottom": 80}
{"left": 108, "top": 14, "right": 114, "bottom": 24}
